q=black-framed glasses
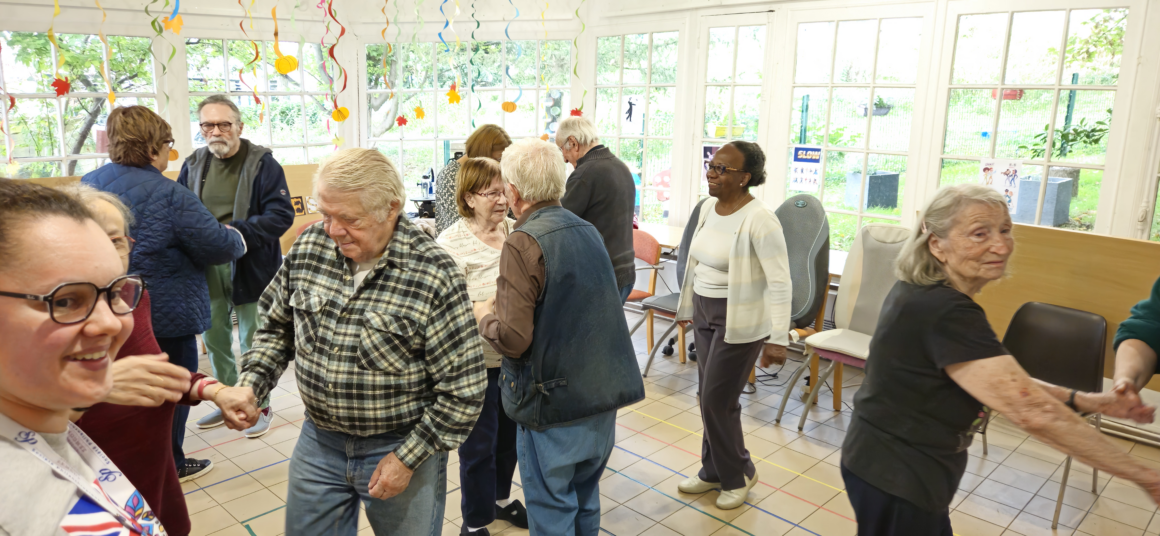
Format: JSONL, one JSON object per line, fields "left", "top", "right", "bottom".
{"left": 704, "top": 160, "right": 744, "bottom": 176}
{"left": 199, "top": 122, "right": 234, "bottom": 134}
{"left": 0, "top": 275, "right": 145, "bottom": 325}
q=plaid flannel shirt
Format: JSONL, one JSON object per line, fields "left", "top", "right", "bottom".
{"left": 238, "top": 217, "right": 486, "bottom": 469}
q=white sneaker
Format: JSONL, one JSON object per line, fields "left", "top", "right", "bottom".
{"left": 244, "top": 408, "right": 273, "bottom": 439}
{"left": 677, "top": 475, "right": 720, "bottom": 494}
{"left": 716, "top": 472, "right": 759, "bottom": 510}
{"left": 196, "top": 408, "right": 225, "bottom": 429}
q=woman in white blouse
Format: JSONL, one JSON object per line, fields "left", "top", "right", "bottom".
{"left": 436, "top": 157, "right": 527, "bottom": 533}
{"left": 674, "top": 141, "right": 793, "bottom": 510}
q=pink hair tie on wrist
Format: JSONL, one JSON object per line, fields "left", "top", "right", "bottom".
{"left": 197, "top": 378, "right": 220, "bottom": 400}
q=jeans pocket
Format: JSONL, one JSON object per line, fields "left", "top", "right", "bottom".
{"left": 357, "top": 312, "right": 417, "bottom": 374}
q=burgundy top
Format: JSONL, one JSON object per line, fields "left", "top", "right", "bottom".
{"left": 77, "top": 291, "right": 205, "bottom": 536}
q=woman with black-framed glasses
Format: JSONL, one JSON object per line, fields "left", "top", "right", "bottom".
{"left": 0, "top": 179, "right": 171, "bottom": 535}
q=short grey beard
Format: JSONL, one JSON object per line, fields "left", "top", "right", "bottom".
{"left": 208, "top": 142, "right": 229, "bottom": 158}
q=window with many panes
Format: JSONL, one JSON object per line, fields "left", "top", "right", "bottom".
{"left": 366, "top": 41, "right": 569, "bottom": 202}
{"left": 185, "top": 38, "right": 335, "bottom": 166}
{"left": 595, "top": 32, "right": 679, "bottom": 224}
{"left": 0, "top": 31, "right": 156, "bottom": 178}
{"left": 699, "top": 25, "right": 765, "bottom": 199}
{"left": 938, "top": 9, "right": 1127, "bottom": 233}
{"left": 787, "top": 18, "right": 922, "bottom": 251}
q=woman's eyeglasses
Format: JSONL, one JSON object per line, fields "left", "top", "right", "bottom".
{"left": 703, "top": 160, "right": 743, "bottom": 176}
{"left": 0, "top": 275, "right": 145, "bottom": 325}
{"left": 474, "top": 190, "right": 506, "bottom": 201}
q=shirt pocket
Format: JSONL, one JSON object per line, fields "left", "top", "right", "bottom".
{"left": 357, "top": 312, "right": 417, "bottom": 374}
{"left": 289, "top": 289, "right": 325, "bottom": 356}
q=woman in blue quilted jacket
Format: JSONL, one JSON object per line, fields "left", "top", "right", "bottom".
{"left": 82, "top": 105, "right": 245, "bottom": 482}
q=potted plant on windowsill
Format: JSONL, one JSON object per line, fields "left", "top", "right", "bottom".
{"left": 859, "top": 96, "right": 893, "bottom": 117}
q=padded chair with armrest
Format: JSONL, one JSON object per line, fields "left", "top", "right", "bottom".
{"left": 641, "top": 199, "right": 708, "bottom": 376}
{"left": 746, "top": 194, "right": 830, "bottom": 392}
{"left": 625, "top": 230, "right": 665, "bottom": 355}
{"left": 991, "top": 302, "right": 1107, "bottom": 529}
{"left": 775, "top": 223, "right": 910, "bottom": 430}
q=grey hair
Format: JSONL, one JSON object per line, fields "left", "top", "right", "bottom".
{"left": 197, "top": 95, "right": 242, "bottom": 124}
{"left": 55, "top": 182, "right": 135, "bottom": 230}
{"left": 895, "top": 183, "right": 1009, "bottom": 286}
{"left": 555, "top": 116, "right": 600, "bottom": 147}
{"left": 501, "top": 138, "right": 567, "bottom": 204}
{"left": 313, "top": 148, "right": 406, "bottom": 222}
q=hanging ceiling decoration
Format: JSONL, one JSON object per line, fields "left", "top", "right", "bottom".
{"left": 380, "top": 0, "right": 394, "bottom": 98}
{"left": 236, "top": 0, "right": 264, "bottom": 123}
{"left": 325, "top": 0, "right": 349, "bottom": 122}
{"left": 47, "top": 0, "right": 69, "bottom": 96}
{"left": 439, "top": 0, "right": 462, "bottom": 104}
{"left": 501, "top": 0, "right": 521, "bottom": 113}
{"left": 570, "top": 0, "right": 586, "bottom": 115}
{"left": 95, "top": 0, "right": 115, "bottom": 105}
{"left": 271, "top": 7, "right": 299, "bottom": 75}
{"left": 469, "top": 0, "right": 480, "bottom": 127}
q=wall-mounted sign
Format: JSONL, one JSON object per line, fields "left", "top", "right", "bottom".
{"left": 291, "top": 196, "right": 306, "bottom": 216}
{"left": 789, "top": 146, "right": 822, "bottom": 193}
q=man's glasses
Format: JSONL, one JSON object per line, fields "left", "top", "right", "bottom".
{"left": 110, "top": 235, "right": 135, "bottom": 259}
{"left": 474, "top": 190, "right": 506, "bottom": 201}
{"left": 704, "top": 160, "right": 743, "bottom": 176}
{"left": 0, "top": 275, "right": 145, "bottom": 325}
{"left": 199, "top": 122, "right": 235, "bottom": 134}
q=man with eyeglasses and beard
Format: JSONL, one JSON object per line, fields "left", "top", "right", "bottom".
{"left": 178, "top": 95, "right": 294, "bottom": 440}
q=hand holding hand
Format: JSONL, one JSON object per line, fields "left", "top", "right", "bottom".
{"left": 677, "top": 320, "right": 691, "bottom": 329}
{"left": 215, "top": 386, "right": 260, "bottom": 430}
{"left": 1087, "top": 382, "right": 1156, "bottom": 424}
{"left": 104, "top": 354, "right": 191, "bottom": 407}
{"left": 759, "top": 344, "right": 788, "bottom": 368}
{"left": 368, "top": 453, "right": 414, "bottom": 500}
{"left": 472, "top": 297, "right": 496, "bottom": 323}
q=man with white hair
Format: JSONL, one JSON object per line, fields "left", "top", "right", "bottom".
{"left": 474, "top": 138, "right": 645, "bottom": 535}
{"left": 213, "top": 148, "right": 487, "bottom": 536}
{"left": 178, "top": 94, "right": 294, "bottom": 438}
{"left": 556, "top": 116, "right": 637, "bottom": 302}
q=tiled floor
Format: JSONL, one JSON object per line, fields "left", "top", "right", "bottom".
{"left": 182, "top": 311, "right": 1160, "bottom": 536}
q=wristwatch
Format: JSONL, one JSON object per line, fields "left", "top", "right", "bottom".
{"left": 1065, "top": 389, "right": 1079, "bottom": 412}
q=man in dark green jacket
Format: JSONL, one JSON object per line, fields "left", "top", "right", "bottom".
{"left": 1114, "top": 275, "right": 1160, "bottom": 395}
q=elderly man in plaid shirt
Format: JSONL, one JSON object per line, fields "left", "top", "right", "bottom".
{"left": 213, "top": 148, "right": 487, "bottom": 536}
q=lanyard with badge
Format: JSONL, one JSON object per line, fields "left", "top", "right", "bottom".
{"left": 0, "top": 413, "right": 166, "bottom": 535}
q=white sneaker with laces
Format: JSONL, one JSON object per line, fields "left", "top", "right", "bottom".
{"left": 244, "top": 408, "right": 273, "bottom": 439}
{"left": 677, "top": 475, "right": 720, "bottom": 494}
{"left": 716, "top": 472, "right": 759, "bottom": 510}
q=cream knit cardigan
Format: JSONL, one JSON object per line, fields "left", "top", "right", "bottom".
{"left": 675, "top": 197, "right": 793, "bottom": 346}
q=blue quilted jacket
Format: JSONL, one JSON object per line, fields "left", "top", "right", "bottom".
{"left": 83, "top": 163, "right": 245, "bottom": 338}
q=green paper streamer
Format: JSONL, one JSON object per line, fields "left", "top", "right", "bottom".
{"left": 571, "top": 0, "right": 587, "bottom": 110}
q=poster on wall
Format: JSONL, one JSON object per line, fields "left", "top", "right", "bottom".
{"left": 789, "top": 146, "right": 822, "bottom": 193}
{"left": 980, "top": 159, "right": 1021, "bottom": 213}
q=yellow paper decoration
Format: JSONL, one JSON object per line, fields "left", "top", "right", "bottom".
{"left": 332, "top": 136, "right": 345, "bottom": 147}
{"left": 447, "top": 85, "right": 461, "bottom": 104}
{"left": 539, "top": 134, "right": 549, "bottom": 141}
{"left": 331, "top": 107, "right": 350, "bottom": 122}
{"left": 168, "top": 148, "right": 179, "bottom": 161}
{"left": 162, "top": 14, "right": 184, "bottom": 34}
{"left": 501, "top": 101, "right": 517, "bottom": 113}
{"left": 271, "top": 8, "right": 299, "bottom": 75}
{"left": 414, "top": 106, "right": 426, "bottom": 120}
{"left": 6, "top": 162, "right": 19, "bottom": 177}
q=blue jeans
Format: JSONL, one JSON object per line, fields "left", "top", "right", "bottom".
{"left": 517, "top": 411, "right": 616, "bottom": 536}
{"left": 619, "top": 284, "right": 633, "bottom": 305}
{"left": 156, "top": 334, "right": 198, "bottom": 467}
{"left": 285, "top": 419, "right": 448, "bottom": 536}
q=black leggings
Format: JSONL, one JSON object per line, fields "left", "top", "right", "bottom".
{"left": 841, "top": 464, "right": 953, "bottom": 536}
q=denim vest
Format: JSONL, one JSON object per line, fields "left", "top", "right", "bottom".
{"left": 499, "top": 206, "right": 645, "bottom": 431}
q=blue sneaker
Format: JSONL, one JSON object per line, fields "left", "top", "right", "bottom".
{"left": 244, "top": 407, "right": 272, "bottom": 439}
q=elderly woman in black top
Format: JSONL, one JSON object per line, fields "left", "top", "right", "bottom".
{"left": 841, "top": 183, "right": 1160, "bottom": 535}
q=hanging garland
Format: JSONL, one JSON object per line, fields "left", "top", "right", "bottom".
{"left": 380, "top": 0, "right": 394, "bottom": 98}
{"left": 438, "top": 0, "right": 463, "bottom": 102}
{"left": 46, "top": 0, "right": 69, "bottom": 95}
{"left": 93, "top": 0, "right": 115, "bottom": 105}
{"left": 325, "top": 0, "right": 349, "bottom": 123}
{"left": 271, "top": 7, "right": 299, "bottom": 75}
{"left": 162, "top": 0, "right": 183, "bottom": 34}
{"left": 235, "top": 0, "right": 264, "bottom": 125}
{"left": 570, "top": 0, "right": 587, "bottom": 115}
{"left": 502, "top": 0, "right": 521, "bottom": 112}
{"left": 469, "top": 0, "right": 480, "bottom": 127}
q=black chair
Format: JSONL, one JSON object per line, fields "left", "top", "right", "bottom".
{"left": 992, "top": 301, "right": 1107, "bottom": 529}
{"left": 641, "top": 198, "right": 707, "bottom": 377}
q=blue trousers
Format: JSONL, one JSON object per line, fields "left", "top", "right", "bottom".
{"left": 157, "top": 334, "right": 198, "bottom": 467}
{"left": 619, "top": 284, "right": 633, "bottom": 305}
{"left": 517, "top": 411, "right": 616, "bottom": 536}
{"left": 458, "top": 367, "right": 519, "bottom": 528}
{"left": 285, "top": 419, "right": 448, "bottom": 536}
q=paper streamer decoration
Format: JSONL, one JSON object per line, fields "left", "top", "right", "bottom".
{"left": 144, "top": 0, "right": 179, "bottom": 111}
{"left": 438, "top": 0, "right": 463, "bottom": 96}
{"left": 412, "top": 0, "right": 425, "bottom": 47}
{"left": 447, "top": 83, "right": 461, "bottom": 104}
{"left": 540, "top": 0, "right": 548, "bottom": 89}
{"left": 331, "top": 107, "right": 349, "bottom": 121}
{"left": 396, "top": 115, "right": 408, "bottom": 127}
{"left": 571, "top": 0, "right": 587, "bottom": 112}
{"left": 271, "top": 8, "right": 299, "bottom": 75}
{"left": 502, "top": 0, "right": 522, "bottom": 111}
{"left": 414, "top": 106, "right": 426, "bottom": 120}
{"left": 469, "top": 0, "right": 480, "bottom": 126}
{"left": 94, "top": 0, "right": 116, "bottom": 104}
{"left": 162, "top": 0, "right": 183, "bottom": 34}
{"left": 46, "top": 0, "right": 69, "bottom": 95}
{"left": 325, "top": 0, "right": 349, "bottom": 122}
{"left": 380, "top": 0, "right": 394, "bottom": 97}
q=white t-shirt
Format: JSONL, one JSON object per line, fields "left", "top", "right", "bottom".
{"left": 437, "top": 218, "right": 514, "bottom": 368}
{"left": 0, "top": 430, "right": 96, "bottom": 536}
{"left": 352, "top": 257, "right": 383, "bottom": 290}
{"left": 690, "top": 202, "right": 755, "bottom": 299}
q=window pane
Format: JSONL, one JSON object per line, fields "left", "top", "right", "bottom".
{"left": 57, "top": 34, "right": 105, "bottom": 95}
{"left": 366, "top": 44, "right": 389, "bottom": 91}
{"left": 639, "top": 189, "right": 669, "bottom": 224}
{"left": 375, "top": 142, "right": 400, "bottom": 169}
{"left": 703, "top": 86, "right": 730, "bottom": 139}
{"left": 648, "top": 87, "right": 675, "bottom": 137}
{"left": 621, "top": 87, "right": 645, "bottom": 137}
{"left": 439, "top": 90, "right": 471, "bottom": 138}
{"left": 1004, "top": 11, "right": 1065, "bottom": 85}
{"left": 308, "top": 145, "right": 334, "bottom": 164}
{"left": 1052, "top": 89, "right": 1114, "bottom": 165}
{"left": 939, "top": 158, "right": 978, "bottom": 187}
{"left": 596, "top": 37, "right": 621, "bottom": 86}
{"left": 651, "top": 32, "right": 679, "bottom": 85}
{"left": 790, "top": 87, "right": 828, "bottom": 146}
{"left": 69, "top": 158, "right": 105, "bottom": 176}
{"left": 994, "top": 89, "right": 1053, "bottom": 159}
{"left": 823, "top": 151, "right": 864, "bottom": 212}
{"left": 735, "top": 26, "right": 766, "bottom": 84}
{"left": 866, "top": 154, "right": 905, "bottom": 217}
{"left": 63, "top": 97, "right": 107, "bottom": 155}
{"left": 109, "top": 36, "right": 155, "bottom": 93}
{"left": 876, "top": 18, "right": 922, "bottom": 84}
{"left": 10, "top": 99, "right": 60, "bottom": 158}
{"left": 833, "top": 20, "right": 876, "bottom": 83}
{"left": 541, "top": 40, "right": 570, "bottom": 88}
{"left": 645, "top": 139, "right": 673, "bottom": 192}
{"left": 186, "top": 39, "right": 225, "bottom": 93}
{"left": 540, "top": 88, "right": 568, "bottom": 137}
{"left": 2, "top": 160, "right": 60, "bottom": 179}
{"left": 1060, "top": 166, "right": 1099, "bottom": 232}
{"left": 795, "top": 22, "right": 834, "bottom": 84}
{"left": 828, "top": 212, "right": 858, "bottom": 252}
{"left": 951, "top": 13, "right": 1007, "bottom": 85}
{"left": 400, "top": 92, "right": 436, "bottom": 139}
{"left": 619, "top": 138, "right": 643, "bottom": 179}
{"left": 869, "top": 88, "right": 914, "bottom": 152}
{"left": 368, "top": 93, "right": 401, "bottom": 139}
{"left": 472, "top": 42, "right": 504, "bottom": 89}
{"left": 300, "top": 43, "right": 329, "bottom": 92}
{"left": 506, "top": 41, "right": 537, "bottom": 88}
{"left": 2, "top": 32, "right": 55, "bottom": 93}
{"left": 228, "top": 40, "right": 267, "bottom": 95}
{"left": 305, "top": 96, "right": 331, "bottom": 143}
{"left": 268, "top": 41, "right": 306, "bottom": 92}
{"left": 699, "top": 143, "right": 722, "bottom": 197}
{"left": 862, "top": 216, "right": 902, "bottom": 227}
{"left": 1064, "top": 9, "right": 1127, "bottom": 86}
{"left": 273, "top": 147, "right": 305, "bottom": 165}
{"left": 474, "top": 91, "right": 504, "bottom": 129}
{"left": 944, "top": 89, "right": 994, "bottom": 157}
{"left": 436, "top": 43, "right": 472, "bottom": 89}
{"left": 235, "top": 96, "right": 269, "bottom": 146}
{"left": 622, "top": 34, "right": 649, "bottom": 85}
{"left": 189, "top": 100, "right": 206, "bottom": 147}
{"left": 401, "top": 43, "right": 433, "bottom": 90}
{"left": 706, "top": 27, "right": 735, "bottom": 83}
{"left": 270, "top": 95, "right": 304, "bottom": 145}
{"left": 829, "top": 87, "right": 869, "bottom": 149}
{"left": 505, "top": 91, "right": 536, "bottom": 137}
{"left": 733, "top": 87, "right": 760, "bottom": 142}
{"left": 595, "top": 88, "right": 619, "bottom": 136}
{"left": 401, "top": 141, "right": 436, "bottom": 199}
{"left": 1024, "top": 166, "right": 1098, "bottom": 231}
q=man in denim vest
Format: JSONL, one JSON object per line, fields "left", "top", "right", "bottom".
{"left": 474, "top": 138, "right": 645, "bottom": 535}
